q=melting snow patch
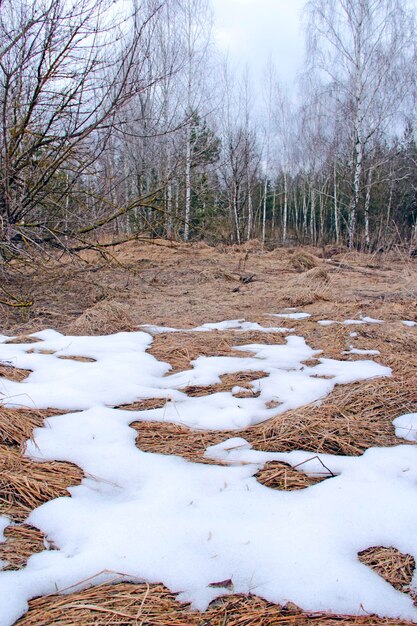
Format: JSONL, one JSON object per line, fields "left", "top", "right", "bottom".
{"left": 343, "top": 316, "right": 383, "bottom": 325}
{"left": 343, "top": 346, "right": 381, "bottom": 356}
{"left": 0, "top": 333, "right": 390, "bottom": 426}
{"left": 141, "top": 319, "right": 292, "bottom": 334}
{"left": 0, "top": 517, "right": 8, "bottom": 571}
{"left": 393, "top": 413, "right": 417, "bottom": 442}
{"left": 270, "top": 312, "right": 311, "bottom": 320}
{"left": 403, "top": 321, "right": 417, "bottom": 328}
{"left": 317, "top": 320, "right": 335, "bottom": 326}
{"left": 0, "top": 328, "right": 412, "bottom": 625}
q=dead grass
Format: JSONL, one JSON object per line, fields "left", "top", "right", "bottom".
{"left": 148, "top": 331, "right": 283, "bottom": 373}
{"left": 0, "top": 407, "right": 63, "bottom": 446}
{"left": 0, "top": 242, "right": 417, "bottom": 625}
{"left": 359, "top": 548, "right": 415, "bottom": 594}
{"left": 66, "top": 300, "right": 137, "bottom": 335}
{"left": 0, "top": 363, "right": 29, "bottom": 382}
{"left": 117, "top": 399, "right": 167, "bottom": 411}
{"left": 57, "top": 355, "right": 96, "bottom": 362}
{"left": 255, "top": 461, "right": 325, "bottom": 490}
{"left": 0, "top": 524, "right": 45, "bottom": 570}
{"left": 0, "top": 445, "right": 83, "bottom": 522}
{"left": 183, "top": 371, "right": 267, "bottom": 397}
{"left": 5, "top": 336, "right": 41, "bottom": 345}
{"left": 289, "top": 250, "right": 321, "bottom": 272}
{"left": 14, "top": 582, "right": 416, "bottom": 626}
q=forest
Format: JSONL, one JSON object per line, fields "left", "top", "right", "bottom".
{"left": 0, "top": 0, "right": 416, "bottom": 258}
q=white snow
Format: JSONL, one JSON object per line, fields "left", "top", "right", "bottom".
{"left": 0, "top": 517, "right": 8, "bottom": 571}
{"left": 317, "top": 320, "right": 335, "bottom": 326}
{"left": 402, "top": 321, "right": 417, "bottom": 327}
{"left": 343, "top": 346, "right": 381, "bottom": 356}
{"left": 0, "top": 326, "right": 416, "bottom": 625}
{"left": 0, "top": 517, "right": 8, "bottom": 544}
{"left": 349, "top": 332, "right": 358, "bottom": 338}
{"left": 141, "top": 319, "right": 292, "bottom": 334}
{"left": 343, "top": 316, "right": 383, "bottom": 325}
{"left": 270, "top": 312, "right": 311, "bottom": 320}
{"left": 0, "top": 332, "right": 390, "bottom": 427}
{"left": 393, "top": 413, "right": 417, "bottom": 442}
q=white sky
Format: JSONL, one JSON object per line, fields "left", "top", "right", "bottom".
{"left": 211, "top": 0, "right": 306, "bottom": 87}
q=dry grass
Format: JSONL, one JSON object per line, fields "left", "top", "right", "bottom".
{"left": 289, "top": 250, "right": 321, "bottom": 272}
{"left": 4, "top": 336, "right": 41, "bottom": 345}
{"left": 67, "top": 300, "right": 138, "bottom": 335}
{"left": 0, "top": 406, "right": 67, "bottom": 447}
{"left": 183, "top": 370, "right": 267, "bottom": 397}
{"left": 0, "top": 363, "right": 29, "bottom": 382}
{"left": 0, "top": 445, "right": 83, "bottom": 522}
{"left": 359, "top": 548, "right": 416, "bottom": 594}
{"left": 0, "top": 242, "right": 417, "bottom": 624}
{"left": 0, "top": 524, "right": 45, "bottom": 570}
{"left": 148, "top": 331, "right": 284, "bottom": 373}
{"left": 14, "top": 582, "right": 416, "bottom": 626}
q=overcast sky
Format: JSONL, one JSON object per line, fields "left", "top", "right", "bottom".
{"left": 211, "top": 0, "right": 306, "bottom": 87}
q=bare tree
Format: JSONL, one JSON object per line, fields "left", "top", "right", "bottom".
{"left": 0, "top": 0, "right": 163, "bottom": 257}
{"left": 305, "top": 0, "right": 415, "bottom": 247}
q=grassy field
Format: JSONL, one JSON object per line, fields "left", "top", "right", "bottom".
{"left": 1, "top": 240, "right": 417, "bottom": 625}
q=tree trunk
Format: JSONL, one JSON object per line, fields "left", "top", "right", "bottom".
{"left": 184, "top": 122, "right": 191, "bottom": 241}
{"left": 282, "top": 172, "right": 288, "bottom": 242}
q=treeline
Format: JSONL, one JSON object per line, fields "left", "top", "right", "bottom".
{"left": 0, "top": 0, "right": 416, "bottom": 259}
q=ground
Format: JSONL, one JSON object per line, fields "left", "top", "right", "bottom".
{"left": 1, "top": 239, "right": 417, "bottom": 625}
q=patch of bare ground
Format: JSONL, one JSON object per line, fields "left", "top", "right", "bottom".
{"left": 14, "top": 583, "right": 416, "bottom": 626}
{"left": 0, "top": 363, "right": 29, "bottom": 382}
{"left": 1, "top": 241, "right": 417, "bottom": 624}
{"left": 0, "top": 446, "right": 83, "bottom": 522}
{"left": 0, "top": 524, "right": 45, "bottom": 570}
{"left": 149, "top": 331, "right": 286, "bottom": 373}
{"left": 359, "top": 548, "right": 416, "bottom": 594}
{"left": 0, "top": 407, "right": 64, "bottom": 446}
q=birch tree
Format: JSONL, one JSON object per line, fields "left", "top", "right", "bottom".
{"left": 305, "top": 0, "right": 414, "bottom": 248}
{"left": 0, "top": 0, "right": 165, "bottom": 256}
{"left": 178, "top": 0, "right": 213, "bottom": 241}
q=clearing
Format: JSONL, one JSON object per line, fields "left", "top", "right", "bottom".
{"left": 0, "top": 240, "right": 417, "bottom": 625}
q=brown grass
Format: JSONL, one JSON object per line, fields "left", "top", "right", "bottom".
{"left": 14, "top": 582, "right": 416, "bottom": 626}
{"left": 359, "top": 548, "right": 416, "bottom": 594}
{"left": 289, "top": 251, "right": 321, "bottom": 272}
{"left": 183, "top": 370, "right": 267, "bottom": 397}
{"left": 0, "top": 407, "right": 64, "bottom": 446}
{"left": 67, "top": 300, "right": 138, "bottom": 335}
{"left": 5, "top": 336, "right": 41, "bottom": 345}
{"left": 0, "top": 524, "right": 45, "bottom": 570}
{"left": 0, "top": 363, "right": 29, "bottom": 382}
{"left": 0, "top": 446, "right": 83, "bottom": 522}
{"left": 149, "top": 331, "right": 273, "bottom": 373}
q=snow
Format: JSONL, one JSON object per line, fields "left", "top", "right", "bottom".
{"left": 0, "top": 517, "right": 8, "bottom": 571}
{"left": 0, "top": 518, "right": 8, "bottom": 543}
{"left": 343, "top": 316, "right": 383, "bottom": 325}
{"left": 361, "top": 316, "right": 384, "bottom": 324}
{"left": 403, "top": 321, "right": 417, "bottom": 327}
{"left": 318, "top": 320, "right": 335, "bottom": 326}
{"left": 270, "top": 312, "right": 311, "bottom": 320}
{"left": 0, "top": 332, "right": 390, "bottom": 427}
{"left": 0, "top": 325, "right": 416, "bottom": 625}
{"left": 393, "top": 413, "right": 417, "bottom": 442}
{"left": 141, "top": 319, "right": 292, "bottom": 334}
{"left": 343, "top": 346, "right": 381, "bottom": 356}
